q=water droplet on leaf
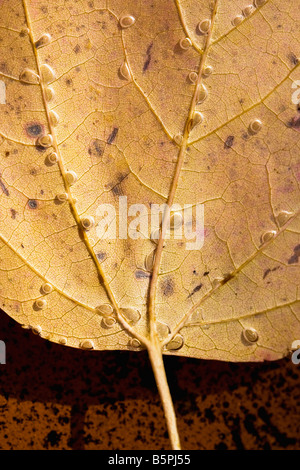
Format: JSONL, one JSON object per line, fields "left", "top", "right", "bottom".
{"left": 242, "top": 327, "right": 259, "bottom": 343}
{"left": 35, "top": 33, "right": 51, "bottom": 48}
{"left": 166, "top": 334, "right": 184, "bottom": 350}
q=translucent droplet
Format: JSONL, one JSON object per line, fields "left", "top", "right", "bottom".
{"left": 188, "top": 71, "right": 198, "bottom": 83}
{"left": 243, "top": 5, "right": 255, "bottom": 17}
{"left": 47, "top": 152, "right": 58, "bottom": 165}
{"left": 254, "top": 0, "right": 266, "bottom": 6}
{"left": 119, "top": 15, "right": 135, "bottom": 28}
{"left": 35, "top": 299, "right": 46, "bottom": 310}
{"left": 249, "top": 119, "right": 263, "bottom": 135}
{"left": 145, "top": 250, "right": 156, "bottom": 271}
{"left": 242, "top": 327, "right": 258, "bottom": 343}
{"left": 179, "top": 37, "right": 192, "bottom": 50}
{"left": 121, "top": 308, "right": 141, "bottom": 324}
{"left": 45, "top": 87, "right": 55, "bottom": 102}
{"left": 37, "top": 134, "right": 53, "bottom": 148}
{"left": 261, "top": 230, "right": 276, "bottom": 244}
{"left": 81, "top": 216, "right": 95, "bottom": 230}
{"left": 80, "top": 340, "right": 94, "bottom": 350}
{"left": 212, "top": 277, "right": 223, "bottom": 288}
{"left": 201, "top": 324, "right": 210, "bottom": 330}
{"left": 232, "top": 15, "right": 244, "bottom": 27}
{"left": 65, "top": 170, "right": 78, "bottom": 185}
{"left": 31, "top": 325, "right": 42, "bottom": 335}
{"left": 202, "top": 65, "right": 213, "bottom": 77}
{"left": 197, "top": 19, "right": 211, "bottom": 34}
{"left": 59, "top": 337, "right": 67, "bottom": 345}
{"left": 19, "top": 68, "right": 40, "bottom": 84}
{"left": 276, "top": 211, "right": 293, "bottom": 227}
{"left": 49, "top": 110, "right": 59, "bottom": 126}
{"left": 35, "top": 33, "right": 51, "bottom": 48}
{"left": 196, "top": 84, "right": 208, "bottom": 103}
{"left": 156, "top": 321, "right": 170, "bottom": 340}
{"left": 41, "top": 283, "right": 53, "bottom": 294}
{"left": 102, "top": 316, "right": 116, "bottom": 328}
{"left": 96, "top": 304, "right": 114, "bottom": 316}
{"left": 190, "top": 111, "right": 203, "bottom": 129}
{"left": 119, "top": 61, "right": 131, "bottom": 80}
{"left": 169, "top": 212, "right": 183, "bottom": 230}
{"left": 174, "top": 134, "right": 183, "bottom": 145}
{"left": 166, "top": 334, "right": 184, "bottom": 351}
{"left": 40, "top": 63, "right": 56, "bottom": 84}
{"left": 129, "top": 338, "right": 141, "bottom": 348}
{"left": 56, "top": 193, "right": 68, "bottom": 203}
{"left": 189, "top": 310, "right": 202, "bottom": 323}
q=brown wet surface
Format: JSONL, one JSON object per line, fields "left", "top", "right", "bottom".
{"left": 0, "top": 312, "right": 299, "bottom": 450}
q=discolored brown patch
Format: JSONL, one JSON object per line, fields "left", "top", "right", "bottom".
{"left": 160, "top": 277, "right": 175, "bottom": 297}
{"left": 0, "top": 176, "right": 9, "bottom": 196}
{"left": 288, "top": 244, "right": 300, "bottom": 264}
{"left": 224, "top": 135, "right": 234, "bottom": 149}
{"left": 96, "top": 251, "right": 107, "bottom": 262}
{"left": 25, "top": 123, "right": 44, "bottom": 138}
{"left": 187, "top": 283, "right": 203, "bottom": 298}
{"left": 143, "top": 42, "right": 153, "bottom": 73}
{"left": 288, "top": 52, "right": 299, "bottom": 66}
{"left": 88, "top": 139, "right": 103, "bottom": 157}
{"left": 263, "top": 266, "right": 280, "bottom": 279}
{"left": 107, "top": 127, "right": 118, "bottom": 145}
{"left": 27, "top": 199, "right": 38, "bottom": 209}
{"left": 287, "top": 114, "right": 300, "bottom": 130}
{"left": 10, "top": 209, "right": 17, "bottom": 219}
{"left": 135, "top": 270, "right": 150, "bottom": 280}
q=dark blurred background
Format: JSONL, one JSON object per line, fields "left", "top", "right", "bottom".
{"left": 0, "top": 311, "right": 299, "bottom": 450}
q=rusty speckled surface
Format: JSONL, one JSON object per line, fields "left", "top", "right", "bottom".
{"left": 0, "top": 312, "right": 299, "bottom": 450}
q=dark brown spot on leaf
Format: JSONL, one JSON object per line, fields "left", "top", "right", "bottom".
{"left": 0, "top": 176, "right": 9, "bottom": 196}
{"left": 26, "top": 123, "right": 43, "bottom": 138}
{"left": 287, "top": 114, "right": 300, "bottom": 130}
{"left": 263, "top": 266, "right": 280, "bottom": 280}
{"left": 161, "top": 277, "right": 175, "bottom": 297}
{"left": 220, "top": 273, "right": 234, "bottom": 285}
{"left": 74, "top": 44, "right": 81, "bottom": 54}
{"left": 288, "top": 244, "right": 300, "bottom": 264}
{"left": 10, "top": 208, "right": 17, "bottom": 219}
{"left": 96, "top": 251, "right": 107, "bottom": 262}
{"left": 107, "top": 127, "right": 118, "bottom": 144}
{"left": 288, "top": 52, "right": 299, "bottom": 66}
{"left": 88, "top": 139, "right": 103, "bottom": 157}
{"left": 28, "top": 199, "right": 38, "bottom": 209}
{"left": 143, "top": 42, "right": 153, "bottom": 73}
{"left": 224, "top": 135, "right": 234, "bottom": 149}
{"left": 188, "top": 283, "right": 203, "bottom": 298}
{"left": 135, "top": 270, "right": 150, "bottom": 279}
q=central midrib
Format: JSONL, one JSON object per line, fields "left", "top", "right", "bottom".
{"left": 148, "top": 0, "right": 220, "bottom": 343}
